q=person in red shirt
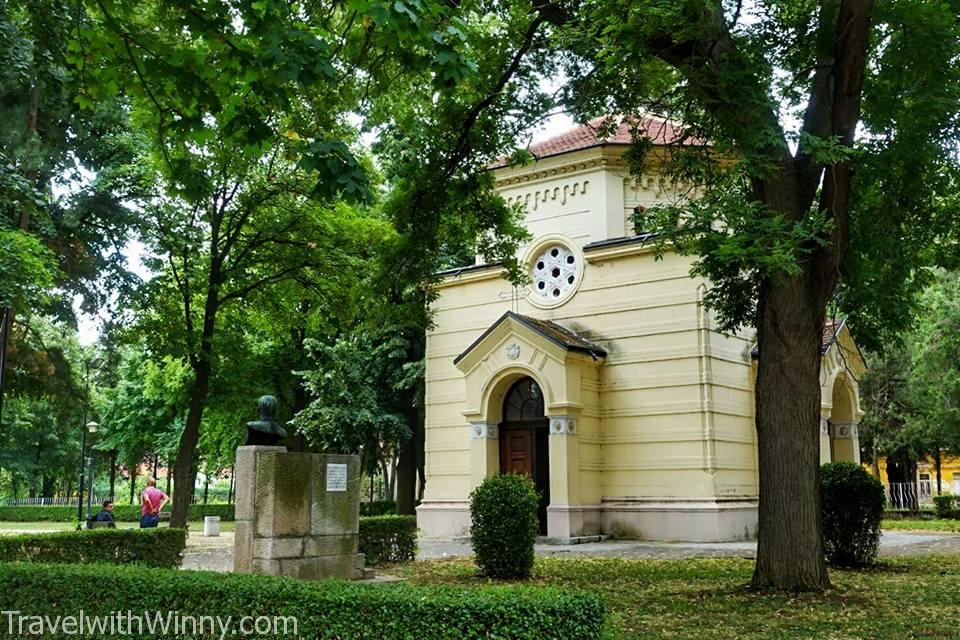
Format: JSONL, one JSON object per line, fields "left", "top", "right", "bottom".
{"left": 139, "top": 477, "right": 169, "bottom": 528}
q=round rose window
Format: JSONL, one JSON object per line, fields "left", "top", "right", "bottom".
{"left": 531, "top": 244, "right": 577, "bottom": 300}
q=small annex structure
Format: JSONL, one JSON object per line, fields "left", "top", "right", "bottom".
{"left": 417, "top": 115, "right": 867, "bottom": 543}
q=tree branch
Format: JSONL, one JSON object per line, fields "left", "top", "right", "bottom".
{"left": 813, "top": 0, "right": 875, "bottom": 305}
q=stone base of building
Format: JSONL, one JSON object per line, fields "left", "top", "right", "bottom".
{"left": 415, "top": 501, "right": 472, "bottom": 538}
{"left": 546, "top": 504, "right": 603, "bottom": 539}
{"left": 600, "top": 498, "right": 758, "bottom": 542}
{"left": 417, "top": 498, "right": 758, "bottom": 542}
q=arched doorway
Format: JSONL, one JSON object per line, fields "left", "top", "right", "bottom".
{"left": 499, "top": 377, "right": 550, "bottom": 534}
{"left": 829, "top": 374, "right": 860, "bottom": 464}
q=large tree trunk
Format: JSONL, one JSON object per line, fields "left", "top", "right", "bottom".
{"left": 108, "top": 450, "right": 117, "bottom": 500}
{"left": 41, "top": 475, "right": 54, "bottom": 498}
{"left": 396, "top": 436, "right": 418, "bottom": 515}
{"left": 129, "top": 463, "right": 137, "bottom": 505}
{"left": 417, "top": 432, "right": 426, "bottom": 503}
{"left": 751, "top": 277, "right": 830, "bottom": 590}
{"left": 170, "top": 292, "right": 218, "bottom": 528}
{"left": 170, "top": 358, "right": 212, "bottom": 527}
{"left": 396, "top": 402, "right": 425, "bottom": 513}
{"left": 935, "top": 447, "right": 942, "bottom": 495}
{"left": 287, "top": 305, "right": 310, "bottom": 453}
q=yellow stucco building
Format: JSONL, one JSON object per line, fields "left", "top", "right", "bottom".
{"left": 416, "top": 117, "right": 867, "bottom": 542}
{"left": 871, "top": 456, "right": 960, "bottom": 502}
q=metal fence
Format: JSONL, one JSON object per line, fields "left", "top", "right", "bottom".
{"left": 0, "top": 496, "right": 114, "bottom": 507}
{"left": 885, "top": 482, "right": 933, "bottom": 510}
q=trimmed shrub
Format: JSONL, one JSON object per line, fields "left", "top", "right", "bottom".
{"left": 360, "top": 500, "right": 396, "bottom": 516}
{"left": 470, "top": 473, "right": 539, "bottom": 579}
{"left": 0, "top": 505, "right": 80, "bottom": 521}
{"left": 933, "top": 494, "right": 960, "bottom": 520}
{"left": 0, "top": 562, "right": 605, "bottom": 639}
{"left": 359, "top": 515, "right": 417, "bottom": 565}
{"left": 0, "top": 528, "right": 186, "bottom": 568}
{"left": 0, "top": 503, "right": 234, "bottom": 522}
{"left": 820, "top": 462, "right": 886, "bottom": 567}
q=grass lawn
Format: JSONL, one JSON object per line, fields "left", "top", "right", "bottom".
{"left": 392, "top": 555, "right": 960, "bottom": 639}
{"left": 882, "top": 518, "right": 960, "bottom": 533}
{"left": 0, "top": 521, "right": 74, "bottom": 532}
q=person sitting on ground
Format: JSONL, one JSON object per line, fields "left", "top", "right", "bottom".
{"left": 90, "top": 500, "right": 116, "bottom": 528}
{"left": 140, "top": 478, "right": 169, "bottom": 529}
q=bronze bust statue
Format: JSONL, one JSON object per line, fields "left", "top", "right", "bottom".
{"left": 245, "top": 395, "right": 288, "bottom": 446}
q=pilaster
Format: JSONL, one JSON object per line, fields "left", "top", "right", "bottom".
{"left": 469, "top": 421, "right": 499, "bottom": 489}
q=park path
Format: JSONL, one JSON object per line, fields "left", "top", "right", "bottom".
{"left": 179, "top": 529, "right": 960, "bottom": 573}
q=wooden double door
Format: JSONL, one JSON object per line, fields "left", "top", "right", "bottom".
{"left": 499, "top": 419, "right": 550, "bottom": 534}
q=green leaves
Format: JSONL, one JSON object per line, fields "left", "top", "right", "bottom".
{"left": 293, "top": 325, "right": 419, "bottom": 474}
{"left": 860, "top": 271, "right": 960, "bottom": 471}
{"left": 820, "top": 462, "right": 886, "bottom": 567}
{"left": 0, "top": 527, "right": 187, "bottom": 569}
{"left": 470, "top": 473, "right": 540, "bottom": 579}
{"left": 0, "top": 230, "right": 54, "bottom": 309}
{"left": 632, "top": 186, "right": 834, "bottom": 333}
{"left": 297, "top": 138, "right": 370, "bottom": 202}
{"left": 0, "top": 560, "right": 606, "bottom": 639}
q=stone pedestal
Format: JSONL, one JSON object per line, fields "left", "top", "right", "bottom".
{"left": 233, "top": 446, "right": 370, "bottom": 580}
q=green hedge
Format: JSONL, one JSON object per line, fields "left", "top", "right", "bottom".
{"left": 359, "top": 500, "right": 396, "bottom": 516}
{"left": 933, "top": 494, "right": 960, "bottom": 519}
{"left": 358, "top": 515, "right": 416, "bottom": 565}
{"left": 0, "top": 562, "right": 603, "bottom": 639}
{"left": 0, "top": 528, "right": 186, "bottom": 569}
{"left": 820, "top": 462, "right": 886, "bottom": 567}
{"left": 0, "top": 503, "right": 234, "bottom": 522}
{"left": 471, "top": 473, "right": 539, "bottom": 579}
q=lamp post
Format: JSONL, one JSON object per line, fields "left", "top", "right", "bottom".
{"left": 76, "top": 357, "right": 102, "bottom": 526}
{"left": 77, "top": 421, "right": 98, "bottom": 525}
{"left": 85, "top": 422, "right": 98, "bottom": 520}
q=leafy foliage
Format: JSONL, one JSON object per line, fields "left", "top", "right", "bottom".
{"left": 820, "top": 462, "right": 886, "bottom": 567}
{"left": 293, "top": 325, "right": 419, "bottom": 476}
{"left": 95, "top": 347, "right": 190, "bottom": 471}
{"left": 360, "top": 500, "right": 397, "bottom": 517}
{"left": 860, "top": 272, "right": 960, "bottom": 490}
{"left": 635, "top": 185, "right": 834, "bottom": 332}
{"left": 0, "top": 231, "right": 54, "bottom": 309}
{"left": 932, "top": 495, "right": 960, "bottom": 520}
{"left": 0, "top": 1, "right": 147, "bottom": 316}
{"left": 0, "top": 503, "right": 233, "bottom": 522}
{"left": 68, "top": 0, "right": 504, "bottom": 525}
{"left": 470, "top": 473, "right": 539, "bottom": 579}
{"left": 0, "top": 560, "right": 606, "bottom": 640}
{"left": 0, "top": 316, "right": 87, "bottom": 499}
{"left": 0, "top": 527, "right": 186, "bottom": 568}
{"left": 358, "top": 515, "right": 417, "bottom": 565}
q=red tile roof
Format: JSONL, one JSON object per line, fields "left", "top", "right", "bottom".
{"left": 822, "top": 317, "right": 845, "bottom": 354}
{"left": 751, "top": 318, "right": 848, "bottom": 359}
{"left": 526, "top": 115, "right": 700, "bottom": 160}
